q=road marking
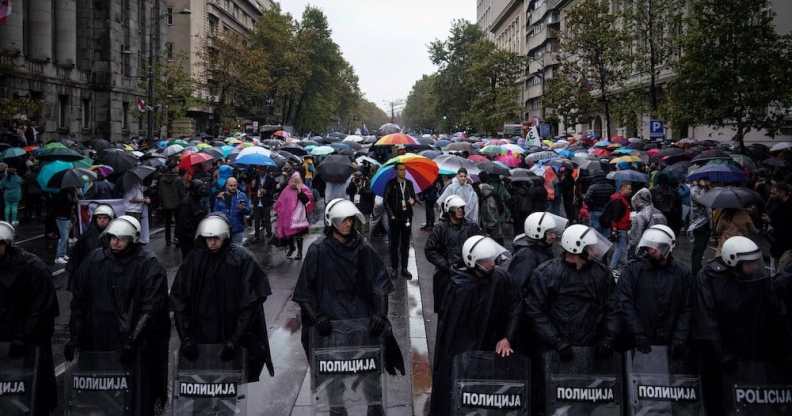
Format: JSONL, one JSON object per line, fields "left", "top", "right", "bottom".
{"left": 16, "top": 234, "right": 44, "bottom": 244}
{"left": 407, "top": 246, "right": 432, "bottom": 415}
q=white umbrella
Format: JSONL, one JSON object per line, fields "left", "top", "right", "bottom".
{"left": 237, "top": 146, "right": 272, "bottom": 159}
{"left": 770, "top": 142, "right": 792, "bottom": 152}
{"left": 163, "top": 144, "right": 185, "bottom": 158}
{"left": 355, "top": 156, "right": 381, "bottom": 166}
{"left": 343, "top": 135, "right": 364, "bottom": 143}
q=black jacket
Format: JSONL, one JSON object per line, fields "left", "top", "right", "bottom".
{"left": 346, "top": 178, "right": 375, "bottom": 215}
{"left": 425, "top": 218, "right": 481, "bottom": 312}
{"left": 66, "top": 221, "right": 103, "bottom": 285}
{"left": 525, "top": 258, "right": 619, "bottom": 350}
{"left": 617, "top": 257, "right": 693, "bottom": 347}
{"left": 158, "top": 173, "right": 185, "bottom": 210}
{"left": 584, "top": 180, "right": 616, "bottom": 211}
{"left": 383, "top": 178, "right": 416, "bottom": 221}
{"left": 249, "top": 173, "right": 278, "bottom": 206}
{"left": 171, "top": 242, "right": 273, "bottom": 380}
{"left": 175, "top": 195, "right": 208, "bottom": 243}
{"left": 507, "top": 237, "right": 555, "bottom": 295}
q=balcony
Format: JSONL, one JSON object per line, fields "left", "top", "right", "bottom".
{"left": 525, "top": 83, "right": 544, "bottom": 99}
{"left": 526, "top": 26, "right": 559, "bottom": 53}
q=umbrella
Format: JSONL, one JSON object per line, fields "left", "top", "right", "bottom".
{"left": 121, "top": 165, "right": 157, "bottom": 191}
{"left": 300, "top": 140, "right": 320, "bottom": 147}
{"left": 698, "top": 186, "right": 762, "bottom": 209}
{"left": 155, "top": 140, "right": 169, "bottom": 149}
{"left": 377, "top": 123, "right": 401, "bottom": 136}
{"left": 496, "top": 154, "right": 521, "bottom": 168}
{"left": 261, "top": 139, "right": 283, "bottom": 148}
{"left": 419, "top": 150, "right": 443, "bottom": 159}
{"left": 218, "top": 145, "right": 235, "bottom": 157}
{"left": 554, "top": 149, "right": 575, "bottom": 158}
{"left": 525, "top": 151, "right": 558, "bottom": 162}
{"left": 37, "top": 147, "right": 84, "bottom": 162}
{"left": 436, "top": 139, "right": 450, "bottom": 148}
{"left": 607, "top": 170, "right": 649, "bottom": 183}
{"left": 276, "top": 150, "right": 303, "bottom": 165}
{"left": 44, "top": 142, "right": 67, "bottom": 149}
{"left": 610, "top": 155, "right": 641, "bottom": 164}
{"left": 370, "top": 154, "right": 439, "bottom": 196}
{"left": 163, "top": 144, "right": 185, "bottom": 157}
{"left": 662, "top": 161, "right": 692, "bottom": 181}
{"left": 195, "top": 143, "right": 211, "bottom": 150}
{"left": 143, "top": 157, "right": 167, "bottom": 168}
{"left": 770, "top": 142, "right": 792, "bottom": 152}
{"left": 480, "top": 145, "right": 502, "bottom": 155}
{"left": 691, "top": 149, "right": 731, "bottom": 164}
{"left": 417, "top": 137, "right": 435, "bottom": 146}
{"left": 310, "top": 146, "right": 335, "bottom": 156}
{"left": 237, "top": 146, "right": 272, "bottom": 158}
{"left": 330, "top": 143, "right": 352, "bottom": 152}
{"left": 355, "top": 156, "right": 381, "bottom": 167}
{"left": 318, "top": 155, "right": 354, "bottom": 183}
{"left": 179, "top": 152, "right": 214, "bottom": 170}
{"left": 343, "top": 135, "right": 364, "bottom": 143}
{"left": 90, "top": 165, "right": 115, "bottom": 178}
{"left": 281, "top": 146, "right": 307, "bottom": 156}
{"left": 2, "top": 147, "right": 26, "bottom": 160}
{"left": 647, "top": 148, "right": 662, "bottom": 158}
{"left": 97, "top": 149, "right": 138, "bottom": 174}
{"left": 234, "top": 153, "right": 277, "bottom": 167}
{"left": 444, "top": 142, "right": 472, "bottom": 152}
{"left": 467, "top": 154, "right": 489, "bottom": 163}
{"left": 729, "top": 154, "right": 757, "bottom": 172}
{"left": 272, "top": 130, "right": 289, "bottom": 138}
{"left": 500, "top": 144, "right": 524, "bottom": 154}
{"left": 375, "top": 133, "right": 418, "bottom": 146}
{"left": 90, "top": 139, "right": 112, "bottom": 152}
{"left": 48, "top": 168, "right": 97, "bottom": 190}
{"left": 594, "top": 140, "right": 611, "bottom": 148}
{"left": 225, "top": 137, "right": 242, "bottom": 145}
{"left": 613, "top": 148, "right": 635, "bottom": 155}
{"left": 170, "top": 139, "right": 190, "bottom": 147}
{"left": 37, "top": 161, "right": 74, "bottom": 192}
{"left": 477, "top": 161, "right": 510, "bottom": 176}
{"left": 200, "top": 148, "right": 224, "bottom": 160}
{"left": 434, "top": 154, "right": 478, "bottom": 176}
{"left": 687, "top": 162, "right": 747, "bottom": 183}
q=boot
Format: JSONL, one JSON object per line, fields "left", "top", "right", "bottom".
{"left": 295, "top": 237, "right": 303, "bottom": 260}
{"left": 286, "top": 239, "right": 296, "bottom": 258}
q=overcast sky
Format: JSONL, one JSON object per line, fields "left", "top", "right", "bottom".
{"left": 279, "top": 1, "right": 476, "bottom": 113}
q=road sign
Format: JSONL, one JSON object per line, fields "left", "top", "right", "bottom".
{"left": 650, "top": 120, "right": 665, "bottom": 139}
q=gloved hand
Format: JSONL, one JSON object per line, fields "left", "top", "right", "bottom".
{"left": 8, "top": 340, "right": 26, "bottom": 358}
{"left": 120, "top": 343, "right": 135, "bottom": 364}
{"left": 671, "top": 342, "right": 687, "bottom": 360}
{"left": 220, "top": 342, "right": 236, "bottom": 362}
{"left": 180, "top": 340, "right": 199, "bottom": 361}
{"left": 64, "top": 341, "right": 77, "bottom": 362}
{"left": 315, "top": 316, "right": 333, "bottom": 337}
{"left": 558, "top": 344, "right": 574, "bottom": 362}
{"left": 635, "top": 337, "right": 652, "bottom": 354}
{"left": 595, "top": 341, "right": 614, "bottom": 358}
{"left": 368, "top": 314, "right": 387, "bottom": 337}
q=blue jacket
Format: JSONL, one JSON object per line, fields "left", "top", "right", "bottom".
{"left": 213, "top": 190, "right": 251, "bottom": 234}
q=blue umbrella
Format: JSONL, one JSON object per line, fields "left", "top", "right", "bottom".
{"left": 435, "top": 139, "right": 450, "bottom": 148}
{"left": 219, "top": 145, "right": 235, "bottom": 157}
{"left": 329, "top": 142, "right": 351, "bottom": 151}
{"left": 234, "top": 153, "right": 277, "bottom": 167}
{"left": 687, "top": 162, "right": 746, "bottom": 183}
{"left": 607, "top": 169, "right": 648, "bottom": 184}
{"left": 2, "top": 147, "right": 26, "bottom": 160}
{"left": 419, "top": 150, "right": 443, "bottom": 159}
{"left": 554, "top": 149, "right": 575, "bottom": 158}
{"left": 613, "top": 147, "right": 635, "bottom": 155}
{"left": 594, "top": 140, "right": 611, "bottom": 148}
{"left": 310, "top": 146, "right": 335, "bottom": 156}
{"left": 37, "top": 161, "right": 74, "bottom": 193}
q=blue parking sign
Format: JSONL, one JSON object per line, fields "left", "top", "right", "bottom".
{"left": 649, "top": 120, "right": 665, "bottom": 139}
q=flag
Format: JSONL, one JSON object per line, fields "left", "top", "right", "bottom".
{"left": 0, "top": 0, "right": 12, "bottom": 25}
{"left": 136, "top": 97, "right": 147, "bottom": 113}
{"left": 527, "top": 125, "right": 541, "bottom": 147}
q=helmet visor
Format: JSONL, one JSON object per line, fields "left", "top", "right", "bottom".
{"left": 739, "top": 257, "right": 768, "bottom": 281}
{"left": 475, "top": 240, "right": 512, "bottom": 269}
{"left": 543, "top": 213, "right": 569, "bottom": 237}
{"left": 637, "top": 229, "right": 674, "bottom": 257}
{"left": 583, "top": 228, "right": 613, "bottom": 261}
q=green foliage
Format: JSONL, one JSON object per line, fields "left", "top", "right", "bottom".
{"left": 0, "top": 96, "right": 43, "bottom": 123}
{"left": 356, "top": 99, "right": 389, "bottom": 131}
{"left": 153, "top": 53, "right": 202, "bottom": 137}
{"left": 402, "top": 74, "right": 439, "bottom": 132}
{"left": 667, "top": 0, "right": 792, "bottom": 148}
{"left": 542, "top": 63, "right": 596, "bottom": 132}
{"left": 558, "top": 0, "right": 633, "bottom": 138}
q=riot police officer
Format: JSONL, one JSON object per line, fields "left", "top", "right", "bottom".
{"left": 66, "top": 215, "right": 170, "bottom": 414}
{"left": 171, "top": 213, "right": 274, "bottom": 381}
{"left": 0, "top": 221, "right": 59, "bottom": 415}
{"left": 66, "top": 203, "right": 115, "bottom": 289}
{"left": 508, "top": 211, "right": 567, "bottom": 294}
{"left": 424, "top": 195, "right": 481, "bottom": 313}
{"left": 617, "top": 225, "right": 693, "bottom": 355}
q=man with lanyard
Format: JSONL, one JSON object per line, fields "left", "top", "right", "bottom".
{"left": 384, "top": 163, "right": 416, "bottom": 279}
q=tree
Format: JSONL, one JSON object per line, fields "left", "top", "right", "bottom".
{"left": 667, "top": 0, "right": 792, "bottom": 149}
{"left": 356, "top": 99, "right": 389, "bottom": 132}
{"left": 622, "top": 0, "right": 685, "bottom": 114}
{"left": 559, "top": 0, "right": 632, "bottom": 138}
{"left": 152, "top": 53, "right": 201, "bottom": 137}
{"left": 402, "top": 74, "right": 439, "bottom": 132}
{"left": 543, "top": 63, "right": 597, "bottom": 132}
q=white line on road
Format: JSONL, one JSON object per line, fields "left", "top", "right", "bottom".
{"left": 407, "top": 246, "right": 432, "bottom": 415}
{"left": 16, "top": 234, "right": 45, "bottom": 244}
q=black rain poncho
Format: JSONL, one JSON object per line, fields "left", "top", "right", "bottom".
{"left": 424, "top": 217, "right": 481, "bottom": 313}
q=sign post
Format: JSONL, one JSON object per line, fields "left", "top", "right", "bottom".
{"left": 649, "top": 120, "right": 665, "bottom": 140}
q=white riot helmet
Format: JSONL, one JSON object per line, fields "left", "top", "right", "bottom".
{"left": 524, "top": 212, "right": 568, "bottom": 241}
{"left": 637, "top": 225, "right": 676, "bottom": 258}
{"left": 561, "top": 224, "right": 613, "bottom": 261}
{"left": 325, "top": 198, "right": 365, "bottom": 228}
{"left": 195, "top": 214, "right": 231, "bottom": 240}
{"left": 92, "top": 204, "right": 116, "bottom": 219}
{"left": 0, "top": 221, "right": 15, "bottom": 243}
{"left": 721, "top": 236, "right": 762, "bottom": 267}
{"left": 462, "top": 235, "right": 511, "bottom": 272}
{"left": 104, "top": 215, "right": 141, "bottom": 243}
{"left": 445, "top": 195, "right": 466, "bottom": 214}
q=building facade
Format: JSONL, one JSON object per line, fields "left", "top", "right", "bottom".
{"left": 166, "top": 0, "right": 273, "bottom": 136}
{"left": 524, "top": 0, "right": 562, "bottom": 125}
{"left": 0, "top": 0, "right": 167, "bottom": 143}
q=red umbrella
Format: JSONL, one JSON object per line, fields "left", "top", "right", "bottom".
{"left": 179, "top": 152, "right": 214, "bottom": 170}
{"left": 647, "top": 148, "right": 661, "bottom": 158}
{"left": 272, "top": 130, "right": 289, "bottom": 138}
{"left": 467, "top": 154, "right": 489, "bottom": 163}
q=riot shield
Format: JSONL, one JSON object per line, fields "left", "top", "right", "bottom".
{"left": 451, "top": 351, "right": 530, "bottom": 416}
{"left": 172, "top": 344, "right": 246, "bottom": 416}
{"left": 724, "top": 360, "right": 792, "bottom": 416}
{"left": 65, "top": 350, "right": 131, "bottom": 416}
{"left": 544, "top": 346, "right": 622, "bottom": 415}
{"left": 625, "top": 346, "right": 703, "bottom": 415}
{"left": 0, "top": 343, "right": 36, "bottom": 416}
{"left": 311, "top": 318, "right": 386, "bottom": 415}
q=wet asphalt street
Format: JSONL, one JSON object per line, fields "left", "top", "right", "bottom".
{"left": 11, "top": 204, "right": 707, "bottom": 415}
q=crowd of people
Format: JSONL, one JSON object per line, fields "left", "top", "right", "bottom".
{"left": 1, "top": 128, "right": 792, "bottom": 414}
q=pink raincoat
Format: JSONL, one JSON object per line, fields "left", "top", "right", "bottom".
{"left": 274, "top": 172, "right": 314, "bottom": 238}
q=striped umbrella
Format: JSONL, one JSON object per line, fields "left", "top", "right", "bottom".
{"left": 375, "top": 133, "right": 418, "bottom": 146}
{"left": 370, "top": 154, "right": 439, "bottom": 196}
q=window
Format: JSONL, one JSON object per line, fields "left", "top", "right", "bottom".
{"left": 167, "top": 7, "right": 174, "bottom": 25}
{"left": 81, "top": 99, "right": 91, "bottom": 129}
{"left": 58, "top": 95, "right": 69, "bottom": 129}
{"left": 208, "top": 14, "right": 219, "bottom": 35}
{"left": 123, "top": 102, "right": 129, "bottom": 130}
{"left": 166, "top": 42, "right": 173, "bottom": 59}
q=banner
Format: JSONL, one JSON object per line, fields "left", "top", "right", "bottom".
{"left": 527, "top": 126, "right": 541, "bottom": 147}
{"left": 77, "top": 199, "right": 150, "bottom": 243}
{"left": 0, "top": 1, "right": 11, "bottom": 25}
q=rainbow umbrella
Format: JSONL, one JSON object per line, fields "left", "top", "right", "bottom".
{"left": 375, "top": 133, "right": 418, "bottom": 146}
{"left": 370, "top": 154, "right": 439, "bottom": 196}
{"left": 480, "top": 145, "right": 502, "bottom": 155}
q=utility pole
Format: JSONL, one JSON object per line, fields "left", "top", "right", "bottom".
{"left": 382, "top": 99, "right": 405, "bottom": 124}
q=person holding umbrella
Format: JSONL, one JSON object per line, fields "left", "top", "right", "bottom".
{"left": 384, "top": 163, "right": 417, "bottom": 279}
{"left": 0, "top": 166, "right": 22, "bottom": 225}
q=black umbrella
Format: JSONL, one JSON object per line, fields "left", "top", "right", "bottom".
{"left": 477, "top": 161, "right": 510, "bottom": 176}
{"left": 261, "top": 139, "right": 282, "bottom": 149}
{"left": 281, "top": 146, "right": 307, "bottom": 156}
{"left": 691, "top": 149, "right": 731, "bottom": 164}
{"left": 377, "top": 123, "right": 401, "bottom": 136}
{"left": 37, "top": 147, "right": 85, "bottom": 162}
{"left": 318, "top": 155, "right": 354, "bottom": 183}
{"left": 277, "top": 150, "right": 303, "bottom": 165}
{"left": 47, "top": 168, "right": 97, "bottom": 190}
{"left": 662, "top": 161, "right": 692, "bottom": 181}
{"left": 121, "top": 165, "right": 156, "bottom": 191}
{"left": 98, "top": 149, "right": 138, "bottom": 174}
{"left": 200, "top": 148, "right": 224, "bottom": 160}
{"left": 89, "top": 139, "right": 112, "bottom": 152}
{"left": 698, "top": 186, "right": 762, "bottom": 209}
